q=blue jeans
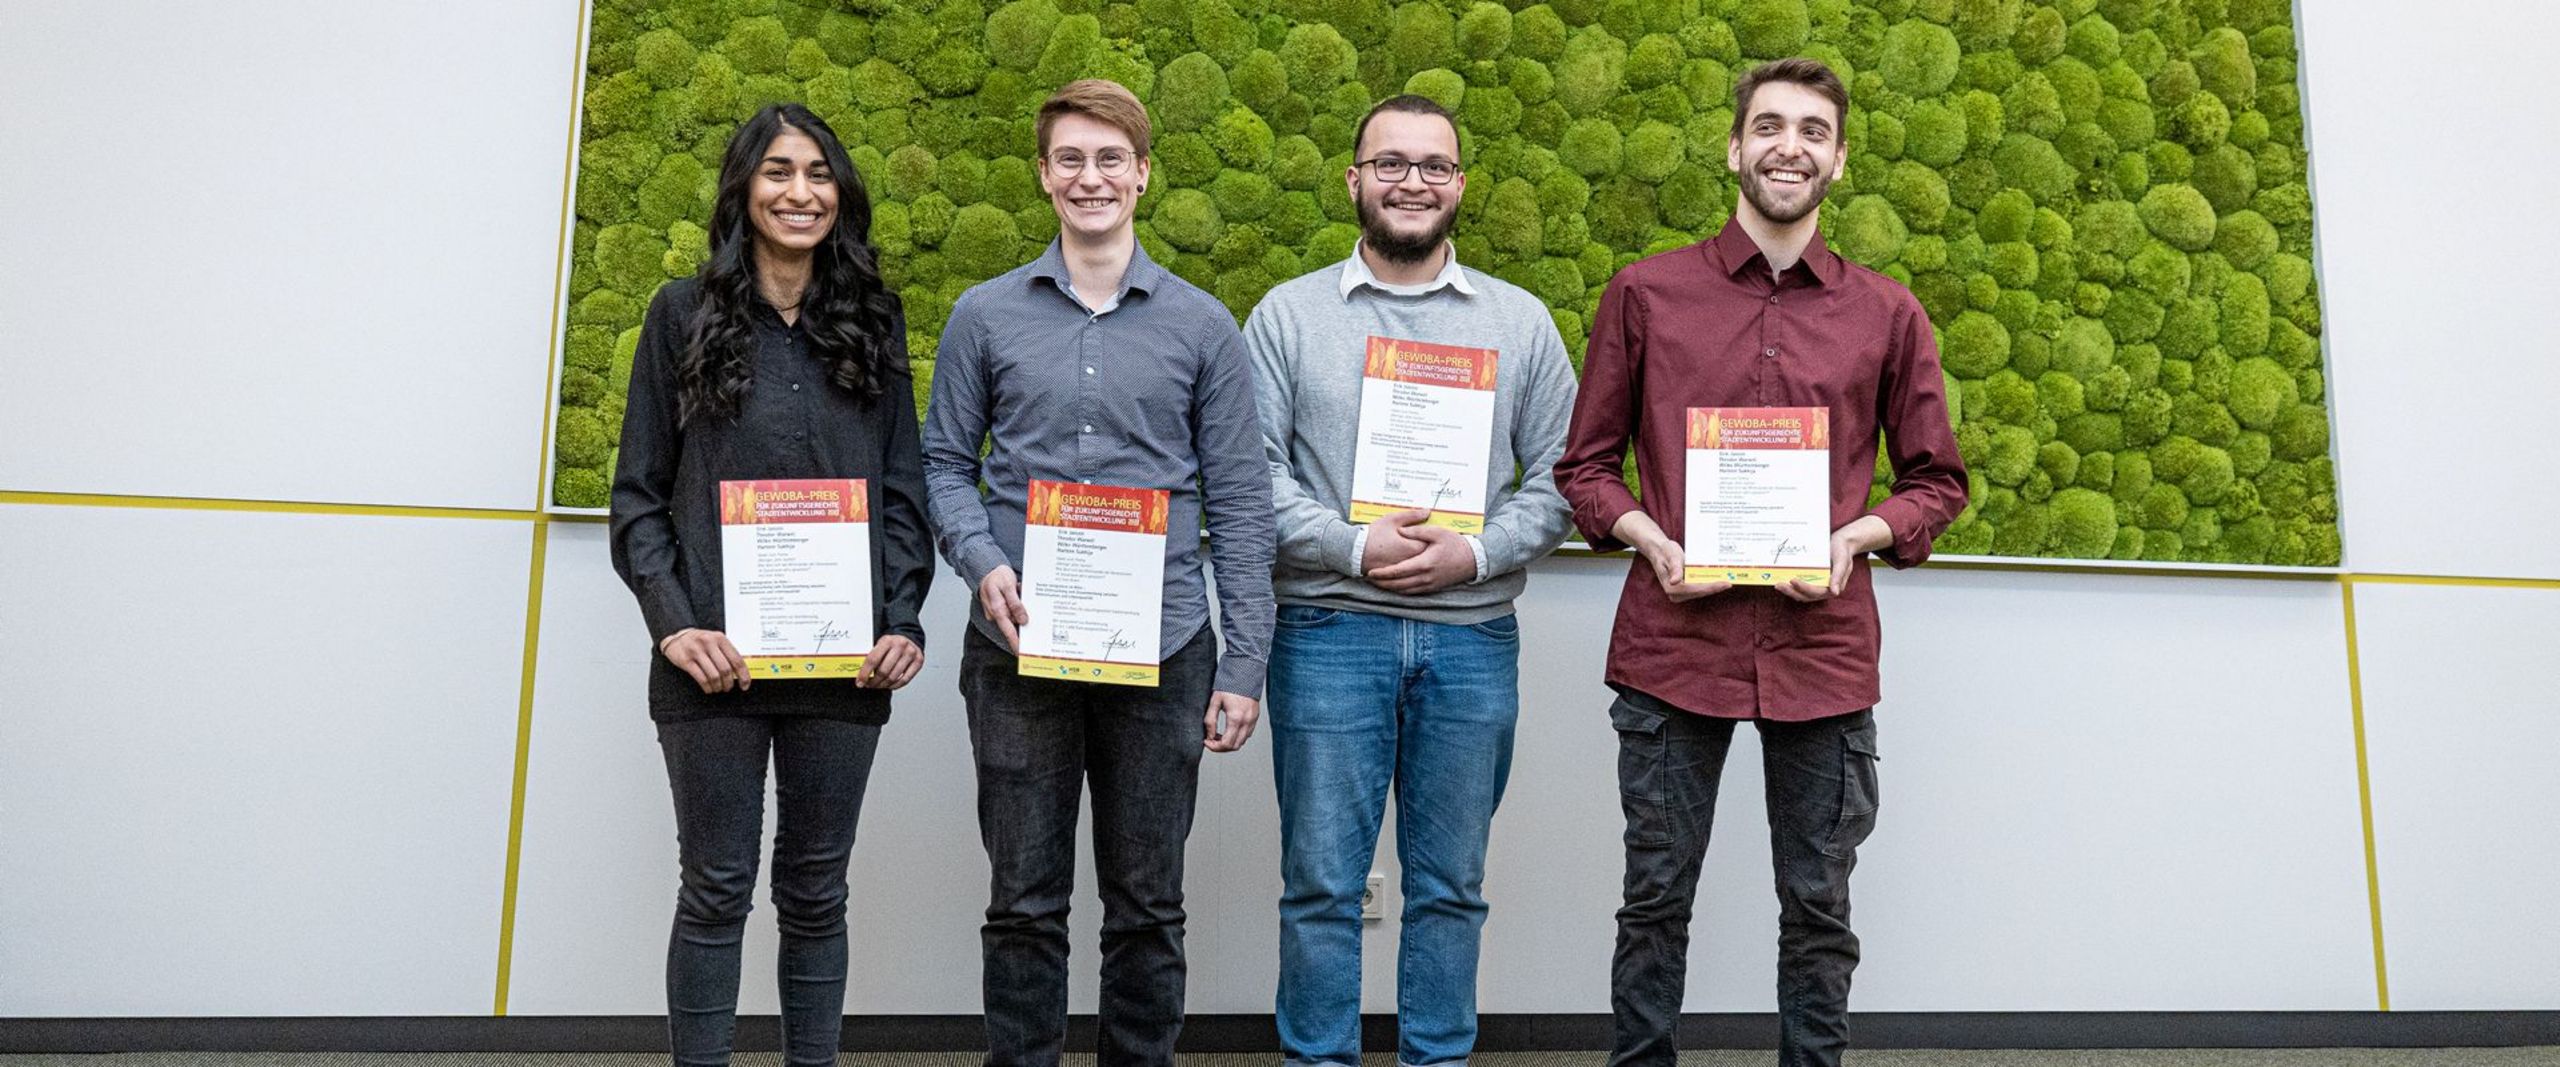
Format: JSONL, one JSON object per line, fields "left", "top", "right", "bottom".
{"left": 657, "top": 715, "right": 883, "bottom": 1067}
{"left": 1605, "top": 688, "right": 1880, "bottom": 1067}
{"left": 1268, "top": 604, "right": 1522, "bottom": 1067}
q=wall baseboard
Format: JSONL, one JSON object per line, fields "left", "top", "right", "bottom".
{"left": 5, "top": 1012, "right": 2555, "bottom": 1053}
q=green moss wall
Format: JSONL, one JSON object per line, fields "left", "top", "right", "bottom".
{"left": 554, "top": 0, "right": 2338, "bottom": 567}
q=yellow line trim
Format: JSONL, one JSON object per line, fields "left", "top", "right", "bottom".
{"left": 0, "top": 490, "right": 535, "bottom": 522}
{"left": 493, "top": 0, "right": 595, "bottom": 1018}
{"left": 492, "top": 517, "right": 552, "bottom": 1016}
{"left": 529, "top": 0, "right": 587, "bottom": 511}
{"left": 2346, "top": 572, "right": 2560, "bottom": 591}
{"left": 2339, "top": 581, "right": 2391, "bottom": 1010}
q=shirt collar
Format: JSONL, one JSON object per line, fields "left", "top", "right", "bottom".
{"left": 1028, "top": 235, "right": 1166, "bottom": 311}
{"left": 1338, "top": 240, "right": 1476, "bottom": 300}
{"left": 1705, "top": 216, "right": 1842, "bottom": 288}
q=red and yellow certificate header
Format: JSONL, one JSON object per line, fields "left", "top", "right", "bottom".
{"left": 1685, "top": 407, "right": 1830, "bottom": 451}
{"left": 719, "top": 479, "right": 869, "bottom": 524}
{"left": 1363, "top": 336, "right": 1499, "bottom": 392}
{"left": 1026, "top": 480, "right": 1170, "bottom": 535}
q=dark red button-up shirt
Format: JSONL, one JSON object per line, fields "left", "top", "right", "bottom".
{"left": 1558, "top": 220, "right": 1968, "bottom": 721}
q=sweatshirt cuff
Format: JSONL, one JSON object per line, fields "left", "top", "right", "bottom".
{"left": 1325, "top": 521, "right": 1366, "bottom": 578}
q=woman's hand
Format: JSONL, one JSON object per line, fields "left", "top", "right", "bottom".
{"left": 659, "top": 628, "right": 751, "bottom": 693}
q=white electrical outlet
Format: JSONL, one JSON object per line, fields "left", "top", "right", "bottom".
{"left": 1361, "top": 872, "right": 1384, "bottom": 921}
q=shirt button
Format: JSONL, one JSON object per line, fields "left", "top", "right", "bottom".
{"left": 1768, "top": 295, "right": 1779, "bottom": 305}
{"left": 790, "top": 383, "right": 800, "bottom": 391}
{"left": 1764, "top": 347, "right": 1778, "bottom": 357}
{"left": 1086, "top": 367, "right": 1095, "bottom": 375}
{"left": 1082, "top": 424, "right": 1093, "bottom": 433}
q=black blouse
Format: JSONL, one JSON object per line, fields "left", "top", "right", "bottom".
{"left": 609, "top": 277, "right": 934, "bottom": 724}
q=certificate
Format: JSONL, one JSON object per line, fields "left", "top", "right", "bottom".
{"left": 719, "top": 478, "right": 873, "bottom": 678}
{"left": 1682, "top": 407, "right": 1833, "bottom": 587}
{"left": 1017, "top": 480, "right": 1169, "bottom": 687}
{"left": 1348, "top": 335, "right": 1499, "bottom": 533}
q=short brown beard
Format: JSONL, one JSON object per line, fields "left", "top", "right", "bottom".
{"left": 1738, "top": 163, "right": 1831, "bottom": 225}
{"left": 1355, "top": 193, "right": 1456, "bottom": 264}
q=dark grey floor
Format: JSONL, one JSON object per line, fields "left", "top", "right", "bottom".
{"left": 7, "top": 1054, "right": 2560, "bottom": 1066}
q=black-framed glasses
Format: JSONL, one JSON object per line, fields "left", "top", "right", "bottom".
{"left": 1043, "top": 149, "right": 1135, "bottom": 177}
{"left": 1357, "top": 156, "right": 1458, "bottom": 184}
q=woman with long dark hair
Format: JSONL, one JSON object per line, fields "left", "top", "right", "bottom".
{"left": 609, "top": 102, "right": 932, "bottom": 1067}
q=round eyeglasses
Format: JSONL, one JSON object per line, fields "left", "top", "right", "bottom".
{"left": 1042, "top": 149, "right": 1136, "bottom": 178}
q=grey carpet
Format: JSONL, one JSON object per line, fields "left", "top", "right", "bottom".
{"left": 5, "top": 1052, "right": 2560, "bottom": 1066}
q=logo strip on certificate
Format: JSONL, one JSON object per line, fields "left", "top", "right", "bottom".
{"left": 1347, "top": 335, "right": 1499, "bottom": 534}
{"left": 1018, "top": 480, "right": 1171, "bottom": 688}
{"left": 1681, "top": 407, "right": 1834, "bottom": 587}
{"left": 718, "top": 479, "right": 874, "bottom": 678}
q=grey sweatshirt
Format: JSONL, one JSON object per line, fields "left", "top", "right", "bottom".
{"left": 1244, "top": 250, "right": 1579, "bottom": 623}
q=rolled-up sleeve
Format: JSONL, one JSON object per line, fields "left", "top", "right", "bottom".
{"left": 1557, "top": 275, "right": 1648, "bottom": 551}
{"left": 1864, "top": 293, "right": 1969, "bottom": 568}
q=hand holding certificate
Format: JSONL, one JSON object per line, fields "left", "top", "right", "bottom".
{"left": 1016, "top": 480, "right": 1170, "bottom": 687}
{"left": 1348, "top": 336, "right": 1499, "bottom": 533}
{"left": 719, "top": 479, "right": 875, "bottom": 679}
{"left": 1682, "top": 407, "right": 1833, "bottom": 588}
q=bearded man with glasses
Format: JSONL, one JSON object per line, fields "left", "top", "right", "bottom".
{"left": 1243, "top": 93, "right": 1579, "bottom": 1067}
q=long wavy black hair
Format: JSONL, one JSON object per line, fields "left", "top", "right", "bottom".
{"left": 677, "top": 103, "right": 899, "bottom": 425}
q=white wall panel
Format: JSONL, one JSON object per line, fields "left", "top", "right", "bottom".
{"left": 0, "top": 0, "right": 578, "bottom": 510}
{"left": 2352, "top": 581, "right": 2560, "bottom": 1010}
{"left": 509, "top": 521, "right": 1001, "bottom": 1015}
{"left": 1473, "top": 562, "right": 2373, "bottom": 1012}
{"left": 1848, "top": 567, "right": 2374, "bottom": 1009}
{"left": 2299, "top": 0, "right": 2560, "bottom": 579}
{"left": 0, "top": 505, "right": 530, "bottom": 1015}
{"left": 507, "top": 525, "right": 1299, "bottom": 1015}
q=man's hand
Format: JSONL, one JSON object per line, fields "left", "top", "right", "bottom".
{"left": 660, "top": 628, "right": 751, "bottom": 693}
{"left": 1359, "top": 509, "right": 1431, "bottom": 575}
{"left": 1202, "top": 690, "right": 1260, "bottom": 752}
{"left": 1367, "top": 523, "right": 1475, "bottom": 594}
{"left": 1777, "top": 515, "right": 1895, "bottom": 603}
{"left": 1612, "top": 510, "right": 1731, "bottom": 602}
{"left": 856, "top": 634, "right": 924, "bottom": 689}
{"left": 979, "top": 565, "right": 1030, "bottom": 652}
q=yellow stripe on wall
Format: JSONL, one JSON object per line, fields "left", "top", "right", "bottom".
{"left": 491, "top": 0, "right": 597, "bottom": 1017}
{"left": 0, "top": 489, "right": 536, "bottom": 522}
{"left": 492, "top": 516, "right": 552, "bottom": 1016}
{"left": 2338, "top": 580, "right": 2392, "bottom": 1010}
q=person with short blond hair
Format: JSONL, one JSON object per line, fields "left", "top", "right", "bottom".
{"left": 922, "top": 78, "right": 1275, "bottom": 1067}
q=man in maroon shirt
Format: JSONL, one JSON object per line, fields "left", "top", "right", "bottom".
{"left": 1556, "top": 58, "right": 1969, "bottom": 1067}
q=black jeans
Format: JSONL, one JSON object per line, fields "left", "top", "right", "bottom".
{"left": 1606, "top": 689, "right": 1880, "bottom": 1067}
{"left": 657, "top": 714, "right": 883, "bottom": 1067}
{"left": 960, "top": 626, "right": 1215, "bottom": 1067}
